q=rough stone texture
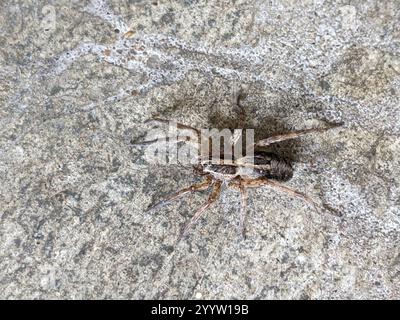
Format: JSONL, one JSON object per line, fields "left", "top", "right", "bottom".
{"left": 1, "top": 0, "right": 399, "bottom": 299}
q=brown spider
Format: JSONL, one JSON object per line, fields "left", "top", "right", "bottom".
{"left": 136, "top": 93, "right": 342, "bottom": 239}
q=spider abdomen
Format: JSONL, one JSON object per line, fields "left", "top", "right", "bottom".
{"left": 202, "top": 151, "right": 293, "bottom": 182}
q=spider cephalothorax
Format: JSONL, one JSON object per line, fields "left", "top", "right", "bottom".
{"left": 136, "top": 93, "right": 342, "bottom": 239}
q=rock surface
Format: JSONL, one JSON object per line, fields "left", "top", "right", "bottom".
{"left": 0, "top": 0, "right": 399, "bottom": 299}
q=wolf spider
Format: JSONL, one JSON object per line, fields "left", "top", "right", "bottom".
{"left": 136, "top": 93, "right": 342, "bottom": 239}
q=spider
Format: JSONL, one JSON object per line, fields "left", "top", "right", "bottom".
{"left": 136, "top": 92, "right": 342, "bottom": 239}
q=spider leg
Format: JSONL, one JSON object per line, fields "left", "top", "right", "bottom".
{"left": 242, "top": 178, "right": 342, "bottom": 217}
{"left": 180, "top": 180, "right": 222, "bottom": 239}
{"left": 255, "top": 123, "right": 342, "bottom": 147}
{"left": 228, "top": 179, "right": 249, "bottom": 238}
{"left": 146, "top": 176, "right": 212, "bottom": 212}
{"left": 236, "top": 91, "right": 247, "bottom": 129}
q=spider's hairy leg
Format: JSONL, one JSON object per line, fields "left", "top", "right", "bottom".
{"left": 131, "top": 135, "right": 199, "bottom": 148}
{"left": 235, "top": 90, "right": 247, "bottom": 129}
{"left": 145, "top": 117, "right": 200, "bottom": 135}
{"left": 133, "top": 118, "right": 201, "bottom": 148}
{"left": 255, "top": 122, "right": 343, "bottom": 147}
{"left": 180, "top": 180, "right": 222, "bottom": 239}
{"left": 146, "top": 176, "right": 212, "bottom": 212}
{"left": 242, "top": 178, "right": 342, "bottom": 217}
